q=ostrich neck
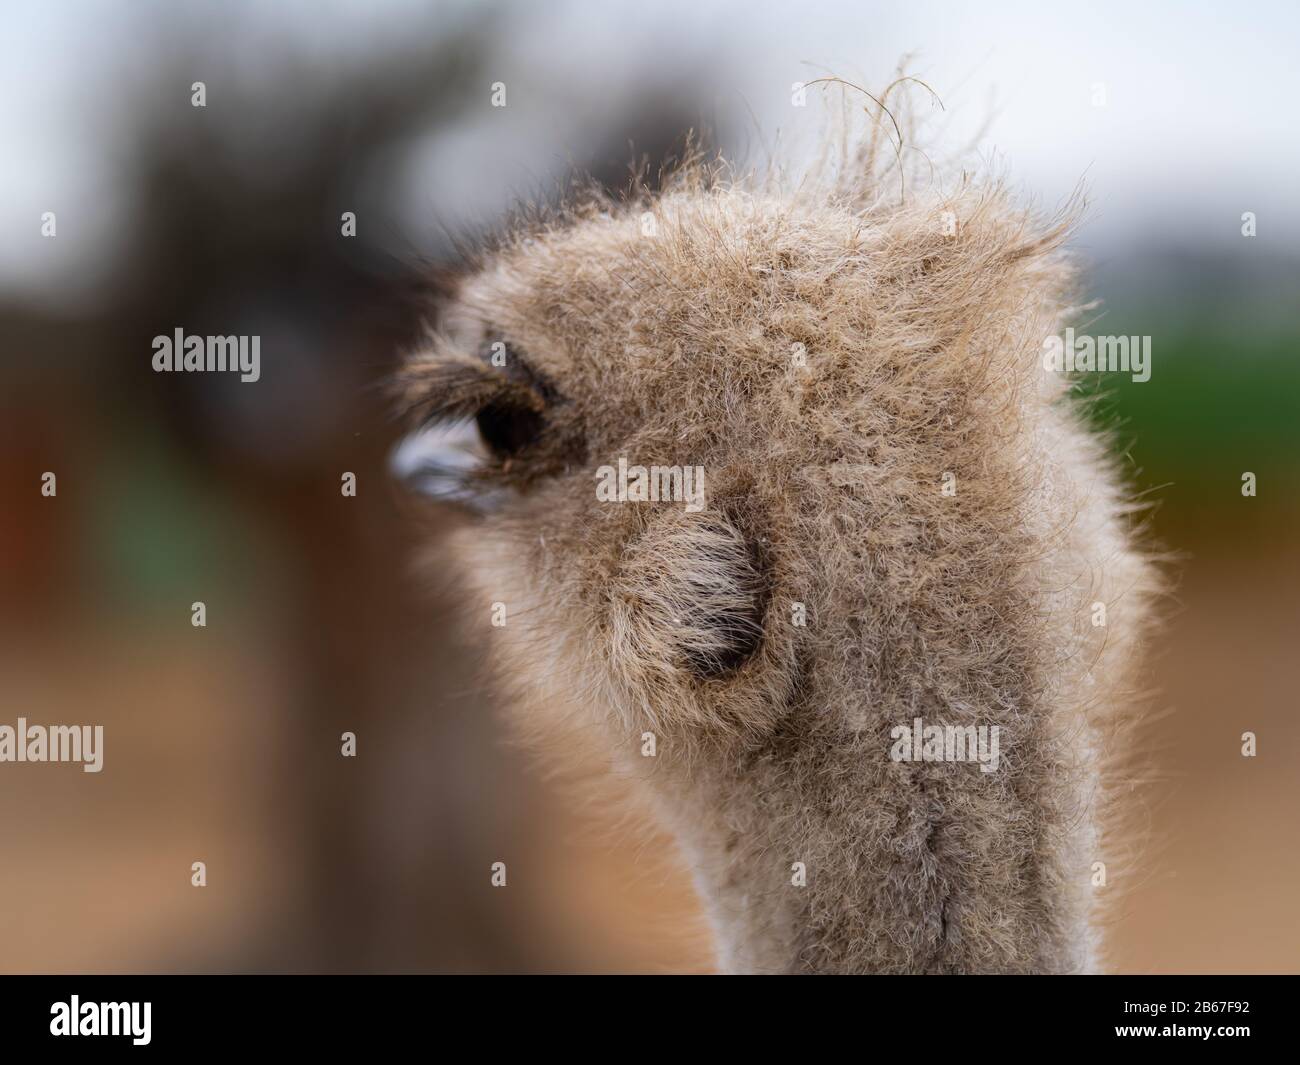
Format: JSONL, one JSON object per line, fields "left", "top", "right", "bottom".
{"left": 658, "top": 748, "right": 1098, "bottom": 975}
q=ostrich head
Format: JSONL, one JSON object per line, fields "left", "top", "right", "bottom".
{"left": 396, "top": 86, "right": 1157, "bottom": 974}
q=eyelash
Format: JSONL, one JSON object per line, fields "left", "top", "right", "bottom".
{"left": 402, "top": 346, "right": 539, "bottom": 424}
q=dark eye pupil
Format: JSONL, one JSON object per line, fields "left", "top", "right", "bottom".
{"left": 475, "top": 402, "right": 543, "bottom": 456}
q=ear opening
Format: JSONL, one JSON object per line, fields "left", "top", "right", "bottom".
{"left": 611, "top": 507, "right": 768, "bottom": 683}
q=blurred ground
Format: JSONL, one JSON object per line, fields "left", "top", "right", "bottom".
{"left": 2, "top": 526, "right": 1296, "bottom": 973}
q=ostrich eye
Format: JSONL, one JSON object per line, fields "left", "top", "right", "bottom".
{"left": 475, "top": 400, "right": 544, "bottom": 456}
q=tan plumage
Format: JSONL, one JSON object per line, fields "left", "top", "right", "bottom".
{"left": 399, "top": 79, "right": 1159, "bottom": 973}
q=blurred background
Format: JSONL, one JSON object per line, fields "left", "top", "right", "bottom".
{"left": 1, "top": 0, "right": 1296, "bottom": 973}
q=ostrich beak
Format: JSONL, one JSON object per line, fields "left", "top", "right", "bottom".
{"left": 390, "top": 420, "right": 508, "bottom": 512}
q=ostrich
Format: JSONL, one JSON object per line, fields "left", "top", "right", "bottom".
{"left": 396, "top": 82, "right": 1158, "bottom": 974}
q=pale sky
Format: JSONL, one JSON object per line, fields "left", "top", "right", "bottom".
{"left": 3, "top": 0, "right": 1297, "bottom": 310}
